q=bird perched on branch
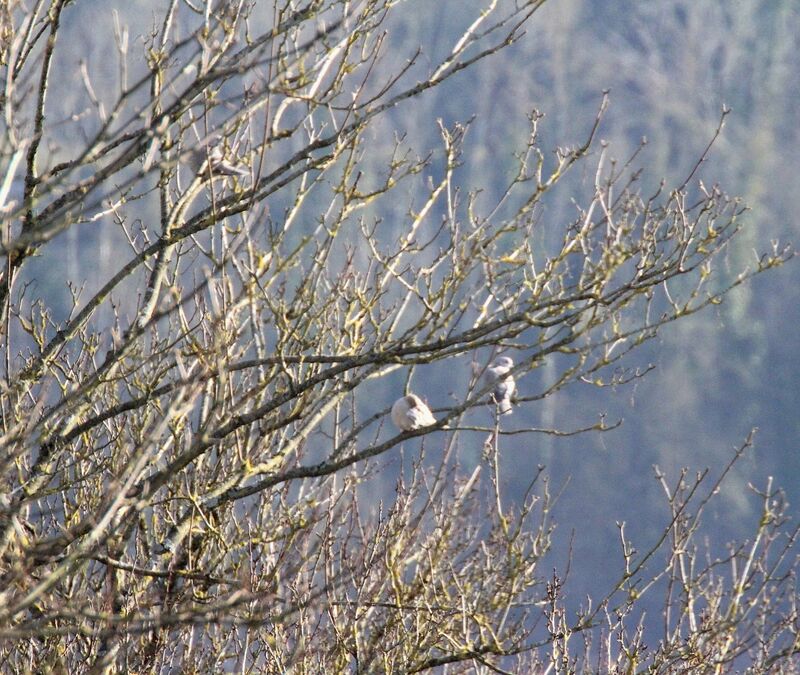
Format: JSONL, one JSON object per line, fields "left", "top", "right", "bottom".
{"left": 189, "top": 142, "right": 249, "bottom": 178}
{"left": 204, "top": 144, "right": 249, "bottom": 176}
{"left": 484, "top": 356, "right": 516, "bottom": 415}
{"left": 391, "top": 394, "right": 438, "bottom": 431}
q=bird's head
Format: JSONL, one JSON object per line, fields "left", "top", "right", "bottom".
{"left": 406, "top": 394, "right": 423, "bottom": 407}
{"left": 493, "top": 356, "right": 514, "bottom": 369}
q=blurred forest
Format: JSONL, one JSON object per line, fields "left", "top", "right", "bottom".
{"left": 5, "top": 0, "right": 799, "bottom": 663}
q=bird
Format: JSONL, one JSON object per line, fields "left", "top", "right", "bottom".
{"left": 484, "top": 356, "right": 516, "bottom": 415}
{"left": 391, "top": 394, "right": 438, "bottom": 431}
{"left": 204, "top": 144, "right": 250, "bottom": 176}
{"left": 189, "top": 143, "right": 249, "bottom": 178}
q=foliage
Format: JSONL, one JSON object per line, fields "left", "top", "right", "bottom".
{"left": 0, "top": 0, "right": 795, "bottom": 672}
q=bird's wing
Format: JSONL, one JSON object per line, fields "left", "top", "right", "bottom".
{"left": 489, "top": 372, "right": 515, "bottom": 414}
{"left": 212, "top": 158, "right": 249, "bottom": 176}
{"left": 407, "top": 406, "right": 435, "bottom": 427}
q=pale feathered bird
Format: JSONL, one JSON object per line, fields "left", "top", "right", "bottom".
{"left": 189, "top": 143, "right": 249, "bottom": 177}
{"left": 205, "top": 144, "right": 249, "bottom": 176}
{"left": 484, "top": 356, "right": 515, "bottom": 415}
{"left": 391, "top": 394, "right": 438, "bottom": 431}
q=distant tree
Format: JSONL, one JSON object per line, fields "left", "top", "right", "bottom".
{"left": 0, "top": 0, "right": 795, "bottom": 672}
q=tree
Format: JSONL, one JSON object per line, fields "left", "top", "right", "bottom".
{"left": 0, "top": 0, "right": 795, "bottom": 672}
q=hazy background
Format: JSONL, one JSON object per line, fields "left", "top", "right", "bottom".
{"left": 28, "top": 0, "right": 800, "bottom": 635}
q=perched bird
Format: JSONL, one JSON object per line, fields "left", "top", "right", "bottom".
{"left": 204, "top": 144, "right": 249, "bottom": 176}
{"left": 484, "top": 356, "right": 516, "bottom": 415}
{"left": 391, "top": 394, "right": 438, "bottom": 431}
{"left": 189, "top": 143, "right": 249, "bottom": 177}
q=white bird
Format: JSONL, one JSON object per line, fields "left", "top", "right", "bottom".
{"left": 204, "top": 144, "right": 249, "bottom": 176}
{"left": 484, "top": 356, "right": 516, "bottom": 415}
{"left": 189, "top": 143, "right": 249, "bottom": 177}
{"left": 391, "top": 394, "right": 438, "bottom": 431}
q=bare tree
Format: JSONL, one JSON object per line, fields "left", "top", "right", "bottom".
{"left": 0, "top": 0, "right": 796, "bottom": 672}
